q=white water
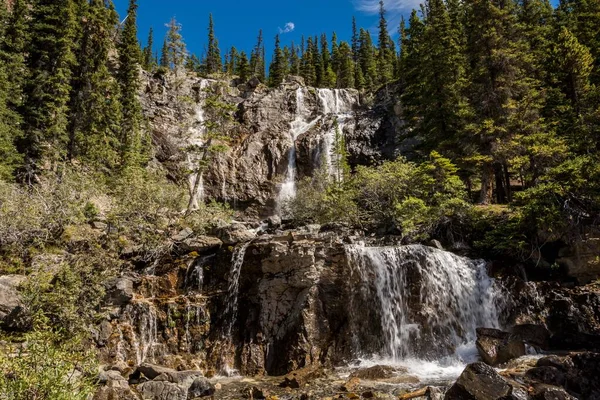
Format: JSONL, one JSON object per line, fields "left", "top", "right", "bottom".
{"left": 121, "top": 301, "right": 159, "bottom": 365}
{"left": 223, "top": 241, "right": 252, "bottom": 337}
{"left": 278, "top": 88, "right": 321, "bottom": 207}
{"left": 346, "top": 244, "right": 502, "bottom": 381}
{"left": 187, "top": 79, "right": 213, "bottom": 209}
{"left": 316, "top": 89, "right": 355, "bottom": 181}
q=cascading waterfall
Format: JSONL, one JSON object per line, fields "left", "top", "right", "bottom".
{"left": 187, "top": 79, "right": 213, "bottom": 209}
{"left": 223, "top": 241, "right": 252, "bottom": 337}
{"left": 277, "top": 88, "right": 321, "bottom": 207}
{"left": 345, "top": 243, "right": 501, "bottom": 373}
{"left": 317, "top": 89, "right": 355, "bottom": 180}
{"left": 121, "top": 301, "right": 159, "bottom": 366}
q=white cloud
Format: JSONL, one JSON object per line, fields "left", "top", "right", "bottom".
{"left": 353, "top": 0, "right": 422, "bottom": 33}
{"left": 278, "top": 22, "right": 296, "bottom": 34}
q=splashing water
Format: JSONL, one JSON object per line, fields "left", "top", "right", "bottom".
{"left": 345, "top": 244, "right": 502, "bottom": 380}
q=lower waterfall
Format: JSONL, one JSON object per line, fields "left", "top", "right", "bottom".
{"left": 345, "top": 243, "right": 502, "bottom": 380}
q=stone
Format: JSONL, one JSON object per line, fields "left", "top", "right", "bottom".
{"left": 279, "top": 366, "right": 326, "bottom": 389}
{"left": 136, "top": 381, "right": 187, "bottom": 400}
{"left": 92, "top": 221, "right": 108, "bottom": 230}
{"left": 341, "top": 377, "right": 360, "bottom": 392}
{"left": 153, "top": 370, "right": 203, "bottom": 385}
{"left": 425, "top": 386, "right": 446, "bottom": 400}
{"left": 97, "top": 369, "right": 126, "bottom": 385}
{"left": 172, "top": 227, "right": 194, "bottom": 242}
{"left": 525, "top": 366, "right": 566, "bottom": 386}
{"left": 530, "top": 384, "right": 576, "bottom": 400}
{"left": 218, "top": 223, "right": 256, "bottom": 245}
{"left": 181, "top": 235, "right": 222, "bottom": 253}
{"left": 136, "top": 363, "right": 177, "bottom": 380}
{"left": 93, "top": 386, "right": 139, "bottom": 400}
{"left": 444, "top": 362, "right": 513, "bottom": 400}
{"left": 349, "top": 365, "right": 406, "bottom": 380}
{"left": 242, "top": 386, "right": 269, "bottom": 399}
{"left": 0, "top": 275, "right": 29, "bottom": 332}
{"left": 536, "top": 356, "right": 574, "bottom": 371}
{"left": 104, "top": 277, "right": 134, "bottom": 306}
{"left": 475, "top": 328, "right": 526, "bottom": 366}
{"left": 510, "top": 324, "right": 550, "bottom": 350}
{"left": 187, "top": 377, "right": 215, "bottom": 398}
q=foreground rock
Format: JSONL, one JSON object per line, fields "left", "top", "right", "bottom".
{"left": 0, "top": 275, "right": 29, "bottom": 331}
{"left": 445, "top": 362, "right": 515, "bottom": 400}
{"left": 476, "top": 328, "right": 526, "bottom": 366}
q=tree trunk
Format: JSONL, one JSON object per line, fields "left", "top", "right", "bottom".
{"left": 479, "top": 162, "right": 494, "bottom": 205}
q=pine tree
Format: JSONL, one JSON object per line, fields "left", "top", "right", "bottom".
{"left": 290, "top": 42, "right": 301, "bottom": 75}
{"left": 321, "top": 33, "right": 336, "bottom": 87}
{"left": 206, "top": 13, "right": 221, "bottom": 75}
{"left": 165, "top": 17, "right": 187, "bottom": 72}
{"left": 0, "top": 2, "right": 23, "bottom": 179}
{"left": 301, "top": 36, "right": 317, "bottom": 86}
{"left": 68, "top": 0, "right": 122, "bottom": 168}
{"left": 250, "top": 30, "right": 265, "bottom": 81}
{"left": 236, "top": 51, "right": 250, "bottom": 81}
{"left": 376, "top": 0, "right": 394, "bottom": 84}
{"left": 226, "top": 46, "right": 238, "bottom": 75}
{"left": 117, "top": 0, "right": 145, "bottom": 167}
{"left": 1, "top": 0, "right": 28, "bottom": 118}
{"left": 268, "top": 34, "right": 286, "bottom": 87}
{"left": 186, "top": 54, "right": 202, "bottom": 74}
{"left": 142, "top": 27, "right": 155, "bottom": 71}
{"left": 358, "top": 28, "right": 377, "bottom": 88}
{"left": 160, "top": 39, "right": 169, "bottom": 68}
{"left": 335, "top": 41, "right": 355, "bottom": 88}
{"left": 21, "top": 0, "right": 79, "bottom": 174}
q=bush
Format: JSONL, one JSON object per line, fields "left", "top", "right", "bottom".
{"left": 0, "top": 329, "right": 97, "bottom": 400}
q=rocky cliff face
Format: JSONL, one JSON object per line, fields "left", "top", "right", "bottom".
{"left": 141, "top": 73, "right": 404, "bottom": 218}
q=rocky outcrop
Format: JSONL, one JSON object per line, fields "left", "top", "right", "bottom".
{"left": 475, "top": 328, "right": 526, "bottom": 366}
{"left": 445, "top": 362, "right": 516, "bottom": 400}
{"left": 0, "top": 275, "right": 28, "bottom": 332}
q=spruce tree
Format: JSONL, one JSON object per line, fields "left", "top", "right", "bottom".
{"left": 236, "top": 51, "right": 250, "bottom": 81}
{"left": 335, "top": 41, "right": 355, "bottom": 88}
{"left": 117, "top": 0, "right": 145, "bottom": 167}
{"left": 68, "top": 0, "right": 122, "bottom": 168}
{"left": 227, "top": 46, "right": 238, "bottom": 75}
{"left": 142, "top": 27, "right": 155, "bottom": 71}
{"left": 376, "top": 0, "right": 394, "bottom": 84}
{"left": 290, "top": 42, "right": 301, "bottom": 76}
{"left": 301, "top": 36, "right": 317, "bottom": 86}
{"left": 206, "top": 14, "right": 221, "bottom": 75}
{"left": 250, "top": 30, "right": 265, "bottom": 81}
{"left": 268, "top": 34, "right": 286, "bottom": 87}
{"left": 165, "top": 17, "right": 187, "bottom": 72}
{"left": 160, "top": 39, "right": 169, "bottom": 68}
{"left": 358, "top": 28, "right": 377, "bottom": 88}
{"left": 21, "top": 0, "right": 79, "bottom": 174}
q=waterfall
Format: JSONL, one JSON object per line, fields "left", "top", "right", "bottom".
{"left": 277, "top": 88, "right": 321, "bottom": 208}
{"left": 121, "top": 301, "right": 159, "bottom": 365}
{"left": 346, "top": 244, "right": 501, "bottom": 365}
{"left": 187, "top": 79, "right": 212, "bottom": 209}
{"left": 316, "top": 89, "right": 354, "bottom": 181}
{"left": 223, "top": 241, "right": 252, "bottom": 337}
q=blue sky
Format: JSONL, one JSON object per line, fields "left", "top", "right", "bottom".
{"left": 113, "top": 0, "right": 420, "bottom": 62}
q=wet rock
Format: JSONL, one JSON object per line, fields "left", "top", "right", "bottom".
{"left": 279, "top": 366, "right": 326, "bottom": 389}
{"left": 187, "top": 377, "right": 215, "bottom": 398}
{"left": 536, "top": 356, "right": 574, "bottom": 372}
{"left": 154, "top": 370, "right": 203, "bottom": 385}
{"left": 104, "top": 277, "right": 134, "bottom": 306}
{"left": 349, "top": 365, "right": 406, "bottom": 380}
{"left": 510, "top": 324, "right": 550, "bottom": 350}
{"left": 97, "top": 369, "right": 127, "bottom": 385}
{"left": 530, "top": 384, "right": 576, "bottom": 400}
{"left": 0, "top": 275, "right": 27, "bottom": 330}
{"left": 218, "top": 223, "right": 256, "bottom": 245}
{"left": 242, "top": 386, "right": 269, "bottom": 399}
{"left": 525, "top": 366, "right": 566, "bottom": 386}
{"left": 444, "top": 362, "right": 514, "bottom": 400}
{"left": 566, "top": 352, "right": 600, "bottom": 398}
{"left": 181, "top": 235, "right": 222, "bottom": 253}
{"left": 136, "top": 381, "right": 187, "bottom": 400}
{"left": 341, "top": 377, "right": 360, "bottom": 392}
{"left": 476, "top": 328, "right": 526, "bottom": 366}
{"left": 136, "top": 363, "right": 177, "bottom": 380}
{"left": 426, "top": 386, "right": 446, "bottom": 400}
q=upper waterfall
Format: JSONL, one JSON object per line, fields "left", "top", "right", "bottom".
{"left": 345, "top": 243, "right": 502, "bottom": 364}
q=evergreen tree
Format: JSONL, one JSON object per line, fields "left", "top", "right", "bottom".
{"left": 321, "top": 33, "right": 336, "bottom": 87}
{"left": 68, "top": 0, "right": 121, "bottom": 167}
{"left": 160, "top": 38, "right": 169, "bottom": 68}
{"left": 227, "top": 46, "right": 238, "bottom": 75}
{"left": 335, "top": 41, "right": 355, "bottom": 88}
{"left": 142, "top": 27, "right": 155, "bottom": 71}
{"left": 21, "top": 0, "right": 79, "bottom": 174}
{"left": 186, "top": 54, "right": 202, "bottom": 74}
{"left": 301, "top": 36, "right": 317, "bottom": 86}
{"left": 236, "top": 50, "right": 250, "bottom": 81}
{"left": 290, "top": 42, "right": 301, "bottom": 75}
{"left": 1, "top": 0, "right": 28, "bottom": 118}
{"left": 206, "top": 13, "right": 221, "bottom": 75}
{"left": 117, "top": 0, "right": 145, "bottom": 167}
{"left": 165, "top": 17, "right": 187, "bottom": 72}
{"left": 250, "top": 30, "right": 265, "bottom": 81}
{"left": 376, "top": 0, "right": 394, "bottom": 84}
{"left": 358, "top": 28, "right": 377, "bottom": 88}
{"left": 268, "top": 34, "right": 286, "bottom": 87}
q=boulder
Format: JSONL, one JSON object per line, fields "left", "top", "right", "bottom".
{"left": 530, "top": 384, "right": 576, "bottom": 400}
{"left": 181, "top": 235, "right": 222, "bottom": 253}
{"left": 444, "top": 362, "right": 514, "bottom": 400}
{"left": 475, "top": 328, "right": 526, "bottom": 366}
{"left": 93, "top": 386, "right": 140, "bottom": 400}
{"left": 104, "top": 277, "right": 134, "bottom": 306}
{"left": 153, "top": 370, "right": 203, "bottom": 386}
{"left": 217, "top": 223, "right": 255, "bottom": 245}
{"left": 172, "top": 228, "right": 193, "bottom": 242}
{"left": 136, "top": 381, "right": 187, "bottom": 400}
{"left": 536, "top": 356, "right": 574, "bottom": 372}
{"left": 135, "top": 363, "right": 177, "bottom": 380}
{"left": 525, "top": 366, "right": 566, "bottom": 387}
{"left": 187, "top": 377, "right": 215, "bottom": 398}
{"left": 349, "top": 365, "right": 407, "bottom": 380}
{"left": 510, "top": 324, "right": 550, "bottom": 350}
{"left": 0, "top": 275, "right": 29, "bottom": 331}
